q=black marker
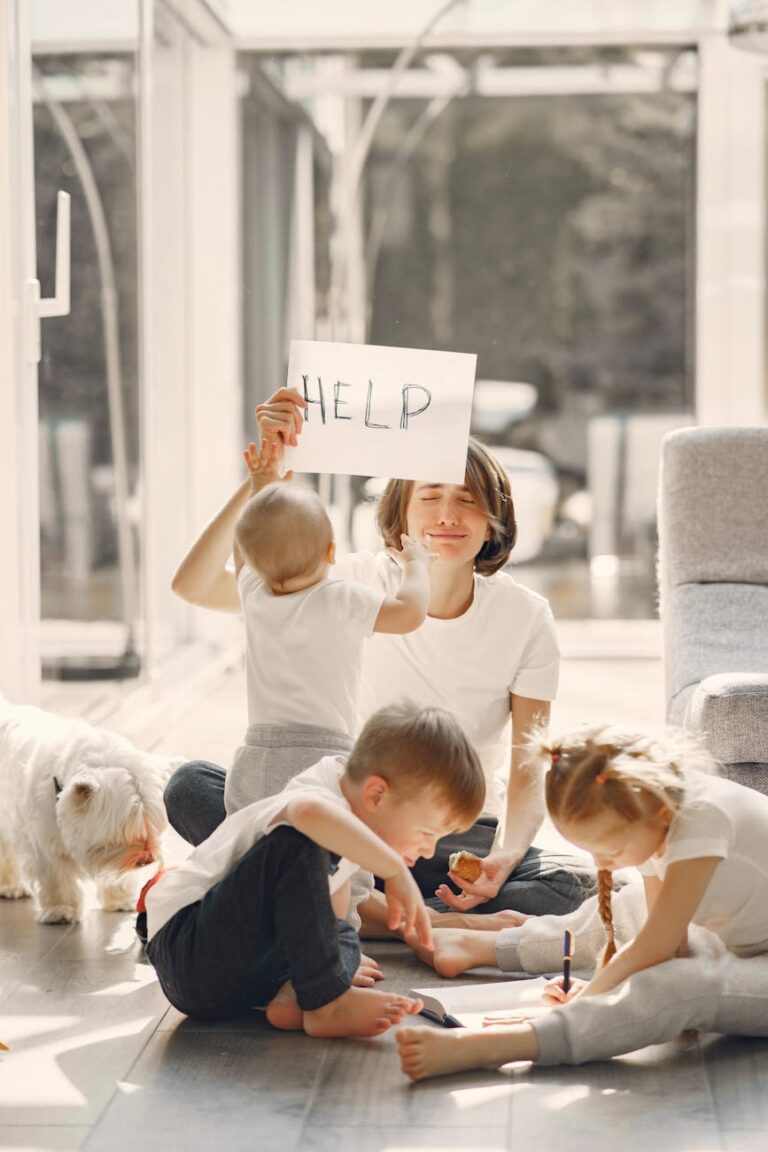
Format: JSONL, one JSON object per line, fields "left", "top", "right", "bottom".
{"left": 562, "top": 929, "right": 574, "bottom": 994}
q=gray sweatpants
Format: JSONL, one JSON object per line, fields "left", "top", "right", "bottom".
{"left": 533, "top": 950, "right": 768, "bottom": 1064}
{"left": 224, "top": 722, "right": 354, "bottom": 814}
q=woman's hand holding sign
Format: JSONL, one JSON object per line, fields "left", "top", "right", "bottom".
{"left": 255, "top": 387, "right": 306, "bottom": 447}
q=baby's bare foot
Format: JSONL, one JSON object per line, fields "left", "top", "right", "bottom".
{"left": 266, "top": 980, "right": 303, "bottom": 1031}
{"left": 304, "top": 987, "right": 422, "bottom": 1039}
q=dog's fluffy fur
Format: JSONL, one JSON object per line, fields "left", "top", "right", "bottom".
{"left": 0, "top": 698, "right": 180, "bottom": 924}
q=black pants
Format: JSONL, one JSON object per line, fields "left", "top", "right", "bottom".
{"left": 164, "top": 762, "right": 595, "bottom": 917}
{"left": 145, "top": 825, "right": 360, "bottom": 1021}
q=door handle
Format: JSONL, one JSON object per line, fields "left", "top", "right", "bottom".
{"left": 26, "top": 189, "right": 71, "bottom": 363}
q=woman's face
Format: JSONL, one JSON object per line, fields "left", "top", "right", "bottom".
{"left": 405, "top": 482, "right": 491, "bottom": 568}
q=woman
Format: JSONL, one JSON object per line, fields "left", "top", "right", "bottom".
{"left": 166, "top": 388, "right": 592, "bottom": 922}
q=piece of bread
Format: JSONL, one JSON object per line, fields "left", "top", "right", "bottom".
{"left": 448, "top": 850, "right": 483, "bottom": 883}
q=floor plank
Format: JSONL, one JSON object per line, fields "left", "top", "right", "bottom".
{"left": 0, "top": 1127, "right": 89, "bottom": 1150}
{"left": 701, "top": 1034, "right": 768, "bottom": 1134}
{"left": 298, "top": 1128, "right": 510, "bottom": 1151}
{"left": 0, "top": 949, "right": 168, "bottom": 1128}
{"left": 508, "top": 1043, "right": 725, "bottom": 1152}
{"left": 85, "top": 1027, "right": 331, "bottom": 1152}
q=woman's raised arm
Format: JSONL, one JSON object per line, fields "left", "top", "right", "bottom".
{"left": 170, "top": 478, "right": 250, "bottom": 612}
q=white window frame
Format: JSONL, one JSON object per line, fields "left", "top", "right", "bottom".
{"left": 0, "top": 1, "right": 42, "bottom": 701}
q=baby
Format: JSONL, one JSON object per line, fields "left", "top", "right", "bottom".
{"left": 225, "top": 436, "right": 432, "bottom": 821}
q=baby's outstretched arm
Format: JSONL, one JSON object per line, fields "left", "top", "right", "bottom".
{"left": 374, "top": 535, "right": 432, "bottom": 635}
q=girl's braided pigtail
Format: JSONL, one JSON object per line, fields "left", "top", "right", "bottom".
{"left": 597, "top": 868, "right": 617, "bottom": 967}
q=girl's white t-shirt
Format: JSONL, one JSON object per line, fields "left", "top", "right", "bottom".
{"left": 334, "top": 551, "right": 559, "bottom": 819}
{"left": 638, "top": 772, "right": 768, "bottom": 956}
{"left": 238, "top": 567, "right": 384, "bottom": 736}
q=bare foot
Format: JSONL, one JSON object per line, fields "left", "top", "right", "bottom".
{"left": 411, "top": 928, "right": 497, "bottom": 978}
{"left": 466, "top": 909, "right": 528, "bottom": 932}
{"left": 266, "top": 980, "right": 303, "bottom": 1031}
{"left": 304, "top": 987, "right": 422, "bottom": 1039}
{"left": 352, "top": 953, "right": 385, "bottom": 988}
{"left": 396, "top": 1022, "right": 537, "bottom": 1081}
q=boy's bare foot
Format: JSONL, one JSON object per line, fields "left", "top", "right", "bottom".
{"left": 411, "top": 928, "right": 497, "bottom": 978}
{"left": 266, "top": 980, "right": 303, "bottom": 1031}
{"left": 304, "top": 987, "right": 422, "bottom": 1039}
{"left": 396, "top": 1022, "right": 538, "bottom": 1081}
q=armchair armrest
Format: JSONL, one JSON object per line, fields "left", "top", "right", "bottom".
{"left": 688, "top": 673, "right": 768, "bottom": 765}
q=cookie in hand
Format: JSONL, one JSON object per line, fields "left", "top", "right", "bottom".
{"left": 448, "top": 850, "right": 483, "bottom": 884}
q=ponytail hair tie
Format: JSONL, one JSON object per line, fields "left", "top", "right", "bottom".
{"left": 550, "top": 751, "right": 561, "bottom": 764}
{"left": 595, "top": 773, "right": 607, "bottom": 785}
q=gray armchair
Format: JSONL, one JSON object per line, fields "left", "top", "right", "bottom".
{"left": 658, "top": 426, "right": 768, "bottom": 793}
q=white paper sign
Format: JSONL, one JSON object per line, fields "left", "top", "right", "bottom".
{"left": 282, "top": 340, "right": 477, "bottom": 482}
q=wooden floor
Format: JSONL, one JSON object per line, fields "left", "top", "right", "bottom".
{"left": 1, "top": 644, "right": 766, "bottom": 1151}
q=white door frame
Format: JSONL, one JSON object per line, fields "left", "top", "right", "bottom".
{"left": 139, "top": 0, "right": 242, "bottom": 665}
{"left": 0, "top": 1, "right": 41, "bottom": 701}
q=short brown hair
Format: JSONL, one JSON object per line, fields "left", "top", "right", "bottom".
{"left": 235, "top": 483, "right": 333, "bottom": 589}
{"left": 376, "top": 437, "right": 517, "bottom": 576}
{"left": 346, "top": 703, "right": 485, "bottom": 829}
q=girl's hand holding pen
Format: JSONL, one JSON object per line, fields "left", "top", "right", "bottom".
{"left": 542, "top": 975, "right": 587, "bottom": 1005}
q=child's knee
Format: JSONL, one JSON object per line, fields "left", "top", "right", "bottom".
{"left": 265, "top": 825, "right": 330, "bottom": 870}
{"left": 163, "top": 763, "right": 195, "bottom": 810}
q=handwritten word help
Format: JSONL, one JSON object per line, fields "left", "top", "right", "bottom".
{"left": 301, "top": 375, "right": 432, "bottom": 432}
{"left": 283, "top": 340, "right": 476, "bottom": 482}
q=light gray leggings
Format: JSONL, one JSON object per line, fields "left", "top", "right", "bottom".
{"left": 532, "top": 950, "right": 768, "bottom": 1065}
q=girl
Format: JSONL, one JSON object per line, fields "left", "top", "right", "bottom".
{"left": 167, "top": 387, "right": 592, "bottom": 920}
{"left": 396, "top": 723, "right": 768, "bottom": 1080}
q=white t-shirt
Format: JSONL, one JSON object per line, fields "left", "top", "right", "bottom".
{"left": 238, "top": 567, "right": 385, "bottom": 735}
{"left": 146, "top": 756, "right": 365, "bottom": 943}
{"left": 335, "top": 551, "right": 559, "bottom": 819}
{"left": 638, "top": 772, "right": 768, "bottom": 956}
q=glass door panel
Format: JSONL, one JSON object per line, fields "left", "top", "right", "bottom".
{"left": 31, "top": 8, "right": 142, "bottom": 678}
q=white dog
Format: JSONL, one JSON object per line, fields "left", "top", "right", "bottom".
{"left": 0, "top": 697, "right": 181, "bottom": 924}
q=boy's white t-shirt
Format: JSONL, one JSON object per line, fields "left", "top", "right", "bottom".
{"left": 334, "top": 551, "right": 559, "bottom": 819}
{"left": 145, "top": 756, "right": 365, "bottom": 943}
{"left": 638, "top": 772, "right": 768, "bottom": 956}
{"left": 238, "top": 567, "right": 385, "bottom": 735}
